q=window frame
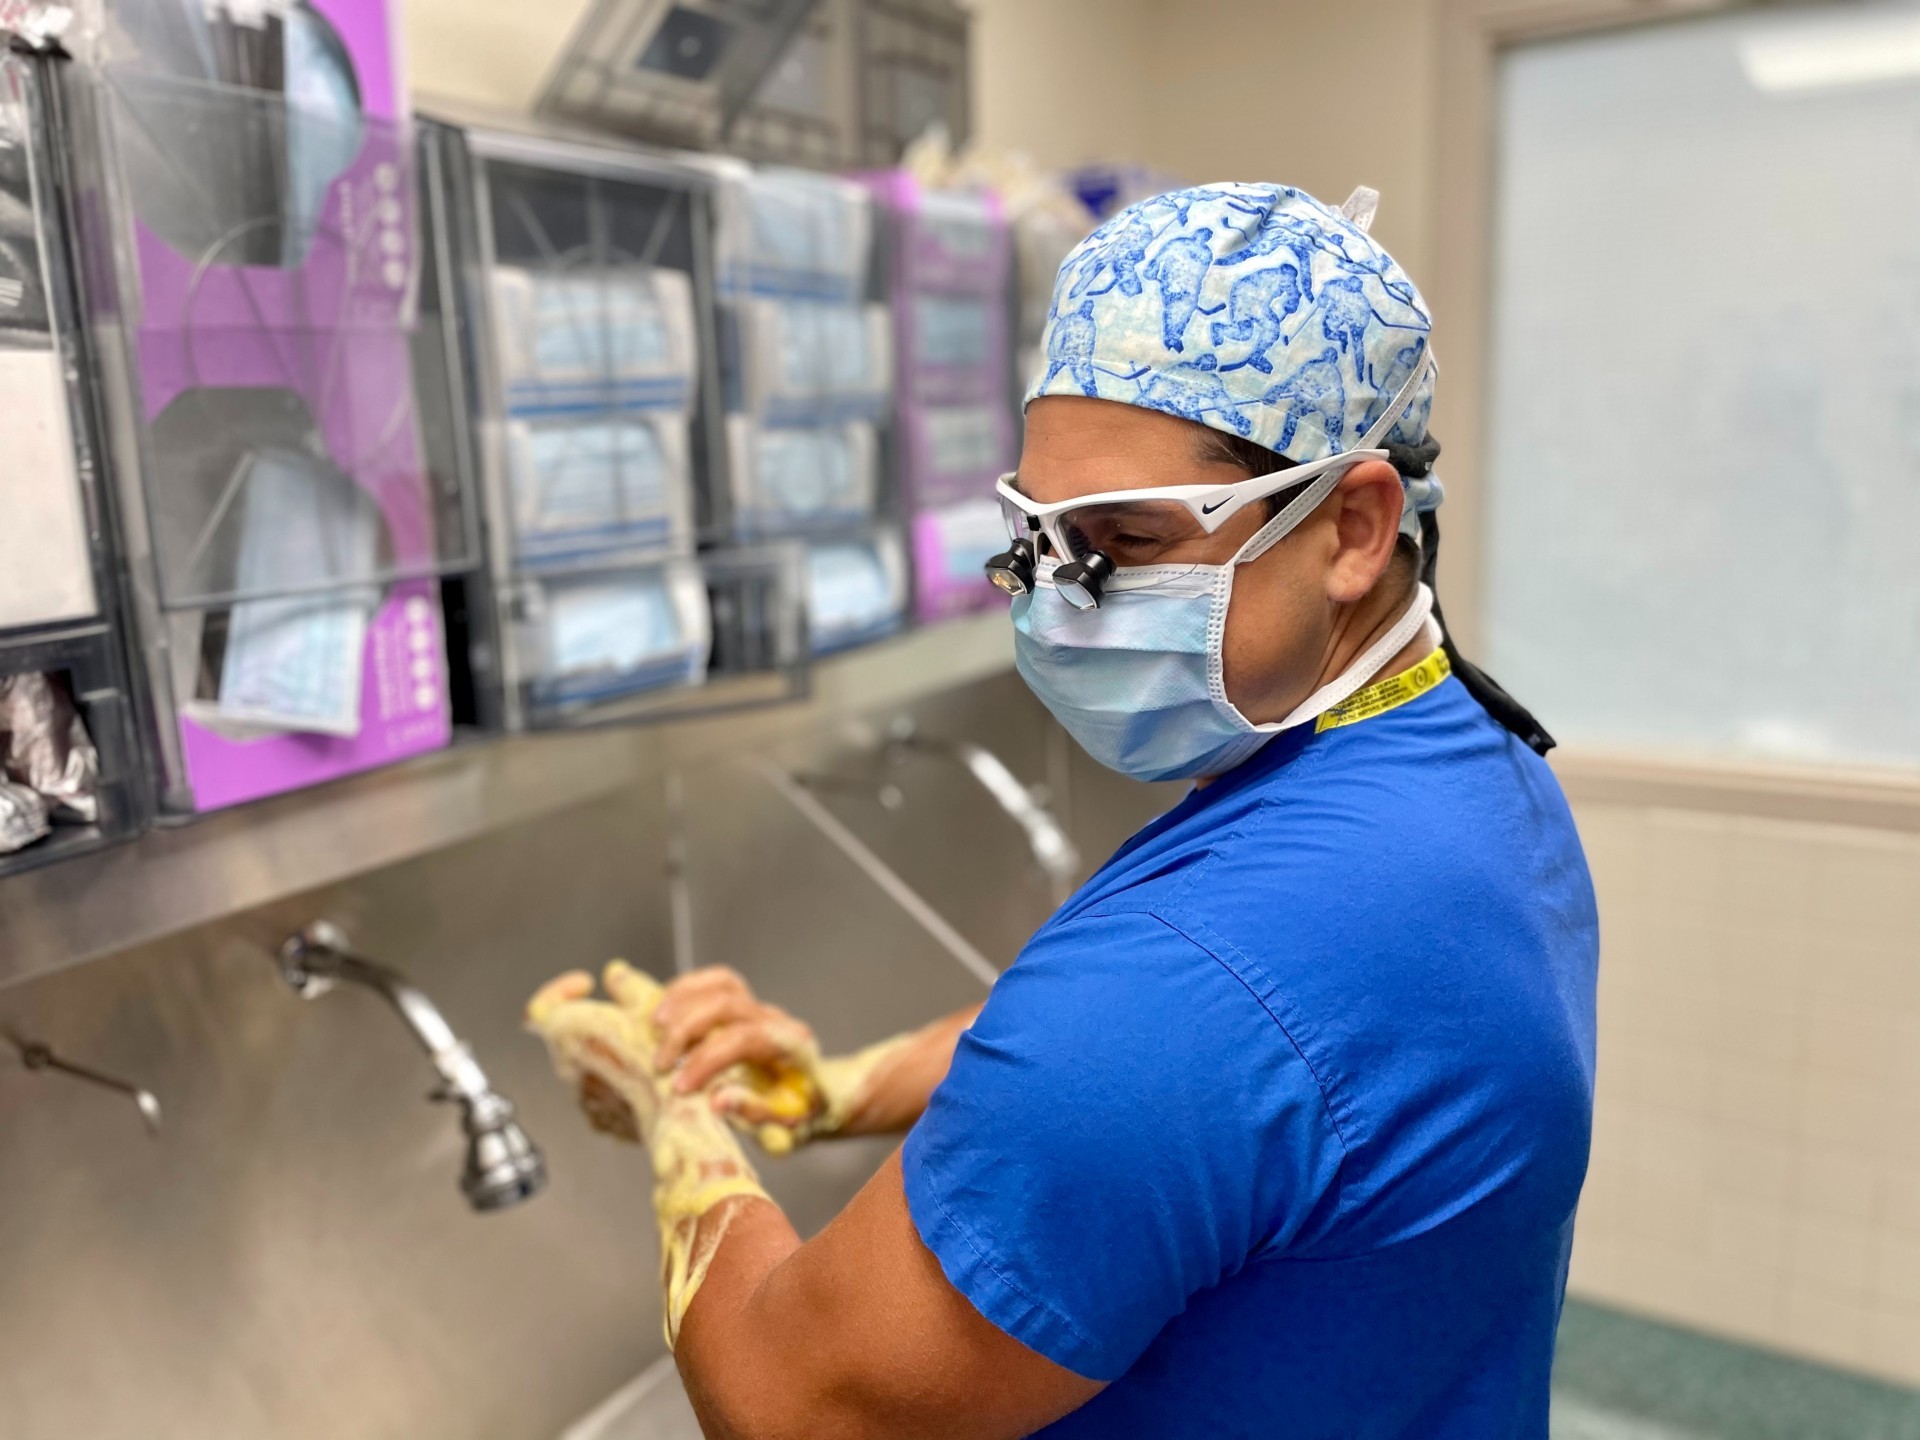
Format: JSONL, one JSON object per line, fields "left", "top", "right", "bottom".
{"left": 1431, "top": 0, "right": 1920, "bottom": 824}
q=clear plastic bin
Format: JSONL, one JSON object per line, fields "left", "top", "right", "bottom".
{"left": 0, "top": 51, "right": 144, "bottom": 874}
{"left": 420, "top": 119, "right": 812, "bottom": 730}
{"left": 806, "top": 528, "right": 909, "bottom": 655}
{"left": 61, "top": 16, "right": 481, "bottom": 815}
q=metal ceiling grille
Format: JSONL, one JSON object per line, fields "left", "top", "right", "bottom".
{"left": 538, "top": 0, "right": 823, "bottom": 152}
{"left": 536, "top": 0, "right": 971, "bottom": 170}
{"left": 855, "top": 0, "right": 969, "bottom": 166}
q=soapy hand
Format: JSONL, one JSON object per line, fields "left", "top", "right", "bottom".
{"left": 526, "top": 961, "right": 769, "bottom": 1345}
{"left": 653, "top": 966, "right": 913, "bottom": 1155}
{"left": 526, "top": 963, "right": 660, "bottom": 1136}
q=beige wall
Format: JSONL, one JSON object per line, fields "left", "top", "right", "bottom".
{"left": 967, "top": 0, "right": 1158, "bottom": 170}
{"left": 1572, "top": 795, "right": 1920, "bottom": 1384}
{"left": 973, "top": 0, "right": 1439, "bottom": 278}
{"left": 402, "top": 0, "right": 592, "bottom": 112}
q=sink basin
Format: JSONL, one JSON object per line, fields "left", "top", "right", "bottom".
{"left": 562, "top": 1357, "right": 701, "bottom": 1440}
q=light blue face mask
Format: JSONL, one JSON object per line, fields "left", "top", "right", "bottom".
{"left": 1013, "top": 542, "right": 1435, "bottom": 783}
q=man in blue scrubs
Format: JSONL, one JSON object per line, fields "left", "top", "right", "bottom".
{"left": 529, "top": 182, "right": 1599, "bottom": 1438}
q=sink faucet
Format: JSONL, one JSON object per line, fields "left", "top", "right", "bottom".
{"left": 884, "top": 719, "right": 1081, "bottom": 904}
{"left": 275, "top": 922, "right": 546, "bottom": 1213}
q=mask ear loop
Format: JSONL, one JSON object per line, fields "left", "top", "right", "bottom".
{"left": 1229, "top": 348, "right": 1437, "bottom": 569}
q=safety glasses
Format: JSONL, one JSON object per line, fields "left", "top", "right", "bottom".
{"left": 986, "top": 447, "right": 1386, "bottom": 608}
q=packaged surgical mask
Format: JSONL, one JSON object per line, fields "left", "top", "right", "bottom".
{"left": 863, "top": 175, "right": 1013, "bottom": 296}
{"left": 279, "top": 1, "right": 364, "bottom": 268}
{"left": 727, "top": 417, "right": 877, "bottom": 533}
{"left": 925, "top": 402, "right": 1009, "bottom": 473}
{"left": 198, "top": 446, "right": 382, "bottom": 737}
{"left": 916, "top": 191, "right": 999, "bottom": 268}
{"left": 527, "top": 563, "right": 711, "bottom": 708}
{"left": 713, "top": 165, "right": 872, "bottom": 302}
{"left": 911, "top": 294, "right": 992, "bottom": 372}
{"left": 506, "top": 415, "right": 692, "bottom": 566}
{"left": 491, "top": 266, "right": 696, "bottom": 415}
{"left": 730, "top": 299, "right": 892, "bottom": 422}
{"left": 807, "top": 533, "right": 907, "bottom": 654}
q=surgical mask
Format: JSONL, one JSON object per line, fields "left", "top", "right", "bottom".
{"left": 281, "top": 3, "right": 363, "bottom": 268}
{"left": 747, "top": 423, "right": 875, "bottom": 519}
{"left": 214, "top": 447, "right": 382, "bottom": 738}
{"left": 535, "top": 568, "right": 708, "bottom": 705}
{"left": 923, "top": 405, "right": 1004, "bottom": 476}
{"left": 912, "top": 295, "right": 991, "bottom": 370}
{"left": 808, "top": 538, "right": 905, "bottom": 649}
{"left": 1013, "top": 536, "right": 1436, "bottom": 783}
{"left": 1004, "top": 345, "right": 1440, "bottom": 781}
{"left": 508, "top": 418, "right": 688, "bottom": 562}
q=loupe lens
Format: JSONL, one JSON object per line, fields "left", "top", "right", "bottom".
{"left": 984, "top": 537, "right": 1037, "bottom": 596}
{"left": 1052, "top": 552, "right": 1114, "bottom": 610}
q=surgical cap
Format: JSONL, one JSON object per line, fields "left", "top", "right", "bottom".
{"left": 1027, "top": 183, "right": 1436, "bottom": 467}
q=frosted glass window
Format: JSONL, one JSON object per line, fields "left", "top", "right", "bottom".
{"left": 1484, "top": 4, "right": 1920, "bottom": 768}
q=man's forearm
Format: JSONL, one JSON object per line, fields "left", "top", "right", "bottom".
{"left": 669, "top": 1149, "right": 1087, "bottom": 1440}
{"left": 836, "top": 1004, "right": 980, "bottom": 1136}
{"left": 673, "top": 1196, "right": 807, "bottom": 1440}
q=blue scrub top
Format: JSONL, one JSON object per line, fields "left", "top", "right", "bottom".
{"left": 902, "top": 670, "right": 1599, "bottom": 1438}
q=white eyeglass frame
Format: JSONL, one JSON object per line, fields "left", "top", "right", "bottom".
{"left": 995, "top": 446, "right": 1389, "bottom": 566}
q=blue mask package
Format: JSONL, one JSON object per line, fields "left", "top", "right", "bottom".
{"left": 506, "top": 415, "right": 691, "bottom": 567}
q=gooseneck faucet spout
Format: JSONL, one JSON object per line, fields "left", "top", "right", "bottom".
{"left": 275, "top": 922, "right": 547, "bottom": 1212}
{"left": 885, "top": 720, "right": 1082, "bottom": 904}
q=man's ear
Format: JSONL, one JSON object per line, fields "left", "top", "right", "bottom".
{"left": 1324, "top": 460, "right": 1406, "bottom": 605}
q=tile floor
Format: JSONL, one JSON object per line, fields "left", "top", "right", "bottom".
{"left": 1553, "top": 1299, "right": 1920, "bottom": 1440}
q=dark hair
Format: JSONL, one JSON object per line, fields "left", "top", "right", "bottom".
{"left": 1189, "top": 423, "right": 1440, "bottom": 585}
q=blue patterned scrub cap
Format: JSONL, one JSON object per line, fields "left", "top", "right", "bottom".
{"left": 1028, "top": 182, "right": 1436, "bottom": 467}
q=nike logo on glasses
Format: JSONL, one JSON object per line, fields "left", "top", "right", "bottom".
{"left": 1201, "top": 498, "right": 1232, "bottom": 515}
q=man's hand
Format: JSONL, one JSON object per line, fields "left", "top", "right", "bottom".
{"left": 651, "top": 966, "right": 838, "bottom": 1150}
{"left": 527, "top": 962, "right": 674, "bottom": 1141}
{"left": 526, "top": 962, "right": 771, "bottom": 1344}
{"left": 653, "top": 966, "right": 977, "bottom": 1151}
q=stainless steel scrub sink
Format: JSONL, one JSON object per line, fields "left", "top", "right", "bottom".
{"left": 561, "top": 1357, "right": 702, "bottom": 1440}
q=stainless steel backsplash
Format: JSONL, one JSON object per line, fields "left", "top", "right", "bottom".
{"left": 0, "top": 672, "right": 1168, "bottom": 1440}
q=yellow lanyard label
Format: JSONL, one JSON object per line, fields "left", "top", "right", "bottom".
{"left": 1315, "top": 647, "right": 1452, "bottom": 734}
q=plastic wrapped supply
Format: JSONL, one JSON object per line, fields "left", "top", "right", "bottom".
{"left": 202, "top": 447, "right": 384, "bottom": 739}
{"left": 911, "top": 294, "right": 992, "bottom": 372}
{"left": 0, "top": 64, "right": 98, "bottom": 630}
{"left": 0, "top": 671, "right": 99, "bottom": 824}
{"left": 490, "top": 266, "right": 698, "bottom": 417}
{"left": 505, "top": 415, "right": 692, "bottom": 567}
{"left": 0, "top": 778, "right": 48, "bottom": 852}
{"left": 713, "top": 165, "right": 873, "bottom": 302}
{"left": 727, "top": 418, "right": 877, "bottom": 532}
{"left": 527, "top": 563, "right": 711, "bottom": 708}
{"left": 806, "top": 534, "right": 907, "bottom": 654}
{"left": 912, "top": 498, "right": 1011, "bottom": 622}
{"left": 729, "top": 298, "right": 892, "bottom": 422}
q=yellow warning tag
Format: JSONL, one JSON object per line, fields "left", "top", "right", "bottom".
{"left": 1315, "top": 648, "right": 1452, "bottom": 734}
